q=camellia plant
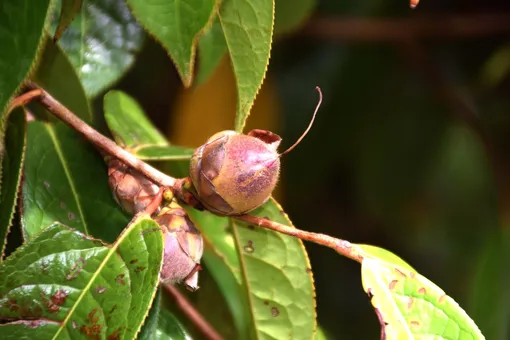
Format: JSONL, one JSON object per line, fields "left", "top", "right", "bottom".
{"left": 0, "top": 0, "right": 486, "bottom": 339}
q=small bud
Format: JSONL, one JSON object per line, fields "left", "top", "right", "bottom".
{"left": 190, "top": 87, "right": 323, "bottom": 216}
{"left": 108, "top": 158, "right": 160, "bottom": 215}
{"left": 154, "top": 201, "right": 204, "bottom": 291}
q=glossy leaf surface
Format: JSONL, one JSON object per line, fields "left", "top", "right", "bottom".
{"left": 0, "top": 217, "right": 164, "bottom": 339}
{"left": 219, "top": 0, "right": 274, "bottom": 132}
{"left": 104, "top": 90, "right": 193, "bottom": 160}
{"left": 22, "top": 122, "right": 129, "bottom": 243}
{"left": 49, "top": 0, "right": 145, "bottom": 97}
{"left": 126, "top": 0, "right": 216, "bottom": 87}
{"left": 0, "top": 0, "right": 51, "bottom": 116}
{"left": 188, "top": 198, "right": 316, "bottom": 340}
{"left": 0, "top": 109, "right": 26, "bottom": 258}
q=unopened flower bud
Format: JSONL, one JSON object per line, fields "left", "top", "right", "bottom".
{"left": 189, "top": 129, "right": 281, "bottom": 216}
{"left": 108, "top": 158, "right": 160, "bottom": 215}
{"left": 154, "top": 201, "right": 204, "bottom": 291}
{"left": 189, "top": 87, "right": 323, "bottom": 216}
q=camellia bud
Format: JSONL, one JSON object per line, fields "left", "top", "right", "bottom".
{"left": 107, "top": 158, "right": 160, "bottom": 215}
{"left": 189, "top": 87, "right": 323, "bottom": 216}
{"left": 154, "top": 200, "right": 204, "bottom": 291}
{"left": 189, "top": 129, "right": 281, "bottom": 215}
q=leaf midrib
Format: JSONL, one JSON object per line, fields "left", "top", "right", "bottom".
{"left": 45, "top": 123, "right": 89, "bottom": 235}
{"left": 50, "top": 217, "right": 152, "bottom": 339}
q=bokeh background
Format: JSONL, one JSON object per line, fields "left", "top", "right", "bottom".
{"left": 95, "top": 0, "right": 510, "bottom": 338}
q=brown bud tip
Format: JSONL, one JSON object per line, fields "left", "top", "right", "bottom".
{"left": 190, "top": 130, "right": 281, "bottom": 215}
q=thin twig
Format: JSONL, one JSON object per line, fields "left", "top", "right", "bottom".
{"left": 24, "top": 81, "right": 176, "bottom": 188}
{"left": 7, "top": 89, "right": 43, "bottom": 113}
{"left": 21, "top": 83, "right": 364, "bottom": 263}
{"left": 163, "top": 284, "right": 223, "bottom": 340}
{"left": 302, "top": 14, "right": 510, "bottom": 42}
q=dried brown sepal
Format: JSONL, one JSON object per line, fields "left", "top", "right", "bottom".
{"left": 107, "top": 158, "right": 160, "bottom": 215}
{"left": 154, "top": 199, "right": 204, "bottom": 291}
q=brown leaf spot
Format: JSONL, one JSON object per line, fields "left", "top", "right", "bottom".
{"left": 243, "top": 240, "right": 255, "bottom": 253}
{"left": 95, "top": 285, "right": 107, "bottom": 294}
{"left": 115, "top": 274, "right": 126, "bottom": 285}
{"left": 409, "top": 271, "right": 416, "bottom": 279}
{"left": 80, "top": 324, "right": 103, "bottom": 340}
{"left": 367, "top": 288, "right": 374, "bottom": 298}
{"left": 48, "top": 304, "right": 60, "bottom": 313}
{"left": 374, "top": 308, "right": 387, "bottom": 340}
{"left": 418, "top": 287, "right": 426, "bottom": 295}
{"left": 410, "top": 321, "right": 420, "bottom": 328}
{"left": 271, "top": 307, "right": 280, "bottom": 317}
{"left": 88, "top": 309, "right": 99, "bottom": 324}
{"left": 305, "top": 268, "right": 313, "bottom": 273}
{"left": 72, "top": 320, "right": 78, "bottom": 329}
{"left": 407, "top": 297, "right": 414, "bottom": 310}
{"left": 263, "top": 301, "right": 269, "bottom": 305}
{"left": 129, "top": 259, "right": 138, "bottom": 264}
{"left": 135, "top": 266, "right": 146, "bottom": 273}
{"left": 60, "top": 201, "right": 66, "bottom": 209}
{"left": 68, "top": 212, "right": 76, "bottom": 220}
{"left": 248, "top": 225, "right": 255, "bottom": 230}
{"left": 389, "top": 280, "right": 398, "bottom": 290}
{"left": 6, "top": 299, "right": 19, "bottom": 311}
{"left": 394, "top": 268, "right": 407, "bottom": 278}
{"left": 66, "top": 258, "right": 86, "bottom": 280}
{"left": 51, "top": 289, "right": 68, "bottom": 306}
{"left": 438, "top": 294, "right": 446, "bottom": 304}
{"left": 107, "top": 328, "right": 122, "bottom": 340}
{"left": 44, "top": 181, "right": 50, "bottom": 189}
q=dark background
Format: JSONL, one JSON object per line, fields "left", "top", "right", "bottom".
{"left": 102, "top": 0, "right": 510, "bottom": 338}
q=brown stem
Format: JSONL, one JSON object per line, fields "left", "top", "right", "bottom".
{"left": 22, "top": 83, "right": 364, "bottom": 263}
{"left": 7, "top": 89, "right": 43, "bottom": 113}
{"left": 302, "top": 14, "right": 510, "bottom": 42}
{"left": 235, "top": 214, "right": 363, "bottom": 263}
{"left": 163, "top": 284, "right": 223, "bottom": 340}
{"left": 25, "top": 81, "right": 176, "bottom": 188}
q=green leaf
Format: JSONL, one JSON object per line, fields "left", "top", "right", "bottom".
{"left": 53, "top": 0, "right": 83, "bottom": 42}
{"left": 469, "top": 229, "right": 510, "bottom": 340}
{"left": 152, "top": 308, "right": 192, "bottom": 340}
{"left": 184, "top": 201, "right": 251, "bottom": 337}
{"left": 219, "top": 0, "right": 274, "bottom": 132}
{"left": 49, "top": 0, "right": 145, "bottom": 97}
{"left": 230, "top": 199, "right": 316, "bottom": 339}
{"left": 126, "top": 0, "right": 217, "bottom": 87}
{"left": 0, "top": 109, "right": 26, "bottom": 259}
{"left": 0, "top": 216, "right": 164, "bottom": 339}
{"left": 196, "top": 18, "right": 227, "bottom": 85}
{"left": 138, "top": 287, "right": 162, "bottom": 340}
{"left": 361, "top": 256, "right": 484, "bottom": 339}
{"left": 274, "top": 0, "right": 315, "bottom": 35}
{"left": 21, "top": 121, "right": 129, "bottom": 243}
{"left": 189, "top": 198, "right": 315, "bottom": 340}
{"left": 104, "top": 90, "right": 193, "bottom": 161}
{"left": 32, "top": 37, "right": 92, "bottom": 123}
{"left": 0, "top": 0, "right": 52, "bottom": 117}
{"left": 357, "top": 244, "right": 416, "bottom": 272}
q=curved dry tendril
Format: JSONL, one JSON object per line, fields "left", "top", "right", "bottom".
{"left": 279, "top": 86, "right": 323, "bottom": 158}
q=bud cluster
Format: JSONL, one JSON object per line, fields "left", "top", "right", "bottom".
{"left": 107, "top": 157, "right": 203, "bottom": 291}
